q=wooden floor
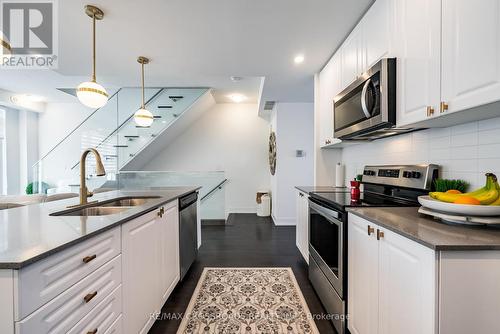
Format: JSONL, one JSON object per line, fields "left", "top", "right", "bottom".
{"left": 149, "top": 213, "right": 336, "bottom": 334}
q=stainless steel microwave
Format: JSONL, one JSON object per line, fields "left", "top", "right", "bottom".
{"left": 334, "top": 58, "right": 412, "bottom": 140}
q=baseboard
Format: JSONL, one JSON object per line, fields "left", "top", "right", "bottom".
{"left": 271, "top": 216, "right": 296, "bottom": 226}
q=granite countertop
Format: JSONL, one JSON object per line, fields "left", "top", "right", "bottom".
{"left": 0, "top": 187, "right": 200, "bottom": 269}
{"left": 347, "top": 207, "right": 500, "bottom": 251}
{"left": 295, "top": 186, "right": 348, "bottom": 194}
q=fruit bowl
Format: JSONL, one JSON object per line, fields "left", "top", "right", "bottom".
{"left": 418, "top": 195, "right": 500, "bottom": 216}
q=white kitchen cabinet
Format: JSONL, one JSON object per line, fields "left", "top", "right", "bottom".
{"left": 318, "top": 52, "right": 341, "bottom": 147}
{"left": 295, "top": 190, "right": 309, "bottom": 263}
{"left": 395, "top": 0, "right": 441, "bottom": 127}
{"left": 441, "top": 0, "right": 500, "bottom": 115}
{"left": 159, "top": 203, "right": 180, "bottom": 305}
{"left": 348, "top": 215, "right": 379, "bottom": 334}
{"left": 348, "top": 214, "right": 436, "bottom": 334}
{"left": 341, "top": 25, "right": 364, "bottom": 89}
{"left": 122, "top": 209, "right": 161, "bottom": 334}
{"left": 122, "top": 201, "right": 180, "bottom": 334}
{"left": 378, "top": 225, "right": 436, "bottom": 334}
{"left": 363, "top": 0, "right": 393, "bottom": 69}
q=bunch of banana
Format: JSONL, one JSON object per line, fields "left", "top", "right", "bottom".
{"left": 429, "top": 173, "right": 500, "bottom": 205}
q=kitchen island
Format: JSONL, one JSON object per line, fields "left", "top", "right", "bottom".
{"left": 0, "top": 187, "right": 200, "bottom": 334}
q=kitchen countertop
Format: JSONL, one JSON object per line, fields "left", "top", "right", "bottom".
{"left": 295, "top": 186, "right": 348, "bottom": 194}
{"left": 347, "top": 207, "right": 500, "bottom": 250}
{"left": 0, "top": 187, "right": 200, "bottom": 269}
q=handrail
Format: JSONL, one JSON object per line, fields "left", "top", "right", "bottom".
{"left": 200, "top": 179, "right": 228, "bottom": 202}
{"left": 35, "top": 88, "right": 122, "bottom": 163}
{"left": 69, "top": 88, "right": 166, "bottom": 170}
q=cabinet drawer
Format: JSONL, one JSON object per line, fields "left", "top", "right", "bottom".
{"left": 16, "top": 255, "right": 121, "bottom": 334}
{"left": 104, "top": 314, "right": 122, "bottom": 334}
{"left": 68, "top": 284, "right": 122, "bottom": 334}
{"left": 16, "top": 227, "right": 121, "bottom": 320}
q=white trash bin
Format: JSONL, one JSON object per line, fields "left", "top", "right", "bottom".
{"left": 257, "top": 194, "right": 271, "bottom": 217}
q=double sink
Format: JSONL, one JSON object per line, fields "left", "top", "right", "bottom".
{"left": 50, "top": 196, "right": 161, "bottom": 216}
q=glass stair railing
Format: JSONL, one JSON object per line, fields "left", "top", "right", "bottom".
{"left": 32, "top": 87, "right": 208, "bottom": 194}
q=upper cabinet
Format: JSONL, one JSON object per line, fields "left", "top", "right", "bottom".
{"left": 318, "top": 52, "right": 341, "bottom": 147}
{"left": 363, "top": 0, "right": 392, "bottom": 69}
{"left": 317, "top": 0, "right": 500, "bottom": 138}
{"left": 341, "top": 25, "right": 365, "bottom": 89}
{"left": 441, "top": 0, "right": 500, "bottom": 114}
{"left": 397, "top": 0, "right": 500, "bottom": 126}
{"left": 394, "top": 0, "right": 441, "bottom": 127}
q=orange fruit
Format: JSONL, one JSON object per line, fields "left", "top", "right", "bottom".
{"left": 454, "top": 196, "right": 481, "bottom": 205}
{"left": 446, "top": 189, "right": 462, "bottom": 194}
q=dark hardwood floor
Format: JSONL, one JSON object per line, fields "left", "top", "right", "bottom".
{"left": 149, "top": 213, "right": 336, "bottom": 334}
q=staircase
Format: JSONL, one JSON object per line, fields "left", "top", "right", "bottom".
{"left": 33, "top": 87, "right": 213, "bottom": 193}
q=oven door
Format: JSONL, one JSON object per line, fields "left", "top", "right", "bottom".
{"left": 308, "top": 199, "right": 344, "bottom": 297}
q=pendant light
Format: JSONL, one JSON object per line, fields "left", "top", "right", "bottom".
{"left": 0, "top": 33, "right": 11, "bottom": 56}
{"left": 76, "top": 5, "right": 108, "bottom": 109}
{"left": 134, "top": 56, "right": 154, "bottom": 127}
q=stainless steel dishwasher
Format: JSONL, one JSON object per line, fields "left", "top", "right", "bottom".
{"left": 179, "top": 192, "right": 198, "bottom": 281}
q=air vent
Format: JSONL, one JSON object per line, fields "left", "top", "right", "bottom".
{"left": 263, "top": 101, "right": 276, "bottom": 111}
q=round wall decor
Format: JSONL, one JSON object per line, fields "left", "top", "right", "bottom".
{"left": 269, "top": 131, "right": 276, "bottom": 175}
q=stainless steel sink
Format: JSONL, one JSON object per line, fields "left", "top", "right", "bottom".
{"left": 99, "top": 197, "right": 159, "bottom": 207}
{"left": 50, "top": 196, "right": 160, "bottom": 216}
{"left": 54, "top": 206, "right": 131, "bottom": 216}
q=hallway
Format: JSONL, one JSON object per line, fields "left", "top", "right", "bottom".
{"left": 149, "top": 213, "right": 335, "bottom": 333}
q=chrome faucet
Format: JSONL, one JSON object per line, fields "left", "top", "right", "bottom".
{"left": 78, "top": 148, "right": 106, "bottom": 206}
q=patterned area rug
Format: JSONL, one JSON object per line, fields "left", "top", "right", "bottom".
{"left": 177, "top": 268, "right": 320, "bottom": 334}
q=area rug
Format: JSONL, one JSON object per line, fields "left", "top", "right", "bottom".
{"left": 177, "top": 267, "right": 320, "bottom": 333}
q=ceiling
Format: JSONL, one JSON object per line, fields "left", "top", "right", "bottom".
{"left": 0, "top": 0, "right": 373, "bottom": 105}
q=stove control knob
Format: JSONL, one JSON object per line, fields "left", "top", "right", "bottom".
{"left": 403, "top": 171, "right": 411, "bottom": 178}
{"left": 411, "top": 171, "right": 421, "bottom": 179}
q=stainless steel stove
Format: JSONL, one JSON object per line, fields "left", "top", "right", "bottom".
{"left": 308, "top": 164, "right": 439, "bottom": 334}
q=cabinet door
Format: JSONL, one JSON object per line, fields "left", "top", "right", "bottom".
{"left": 395, "top": 0, "right": 441, "bottom": 127}
{"left": 378, "top": 227, "right": 436, "bottom": 334}
{"left": 442, "top": 0, "right": 500, "bottom": 114}
{"left": 341, "top": 25, "right": 364, "bottom": 89}
{"left": 122, "top": 210, "right": 161, "bottom": 334}
{"left": 348, "top": 214, "right": 379, "bottom": 334}
{"left": 319, "top": 56, "right": 336, "bottom": 146}
{"left": 363, "top": 0, "right": 392, "bottom": 69}
{"left": 295, "top": 191, "right": 309, "bottom": 263}
{"left": 159, "top": 203, "right": 180, "bottom": 306}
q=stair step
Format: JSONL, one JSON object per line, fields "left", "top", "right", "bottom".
{"left": 158, "top": 105, "right": 173, "bottom": 109}
{"left": 169, "top": 95, "right": 184, "bottom": 102}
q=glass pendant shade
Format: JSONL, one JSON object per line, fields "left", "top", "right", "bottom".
{"left": 76, "top": 81, "right": 109, "bottom": 109}
{"left": 134, "top": 108, "right": 154, "bottom": 127}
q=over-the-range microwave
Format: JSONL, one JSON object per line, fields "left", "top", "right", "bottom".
{"left": 333, "top": 58, "right": 413, "bottom": 140}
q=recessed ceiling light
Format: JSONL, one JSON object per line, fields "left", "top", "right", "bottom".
{"left": 294, "top": 54, "right": 305, "bottom": 64}
{"left": 228, "top": 94, "right": 247, "bottom": 103}
{"left": 230, "top": 76, "right": 243, "bottom": 82}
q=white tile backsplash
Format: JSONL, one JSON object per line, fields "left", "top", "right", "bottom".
{"left": 341, "top": 116, "right": 500, "bottom": 190}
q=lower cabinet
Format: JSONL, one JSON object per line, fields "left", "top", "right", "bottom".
{"left": 348, "top": 214, "right": 436, "bottom": 334}
{"left": 296, "top": 190, "right": 309, "bottom": 264}
{"left": 122, "top": 201, "right": 180, "bottom": 334}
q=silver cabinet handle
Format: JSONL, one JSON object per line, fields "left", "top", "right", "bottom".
{"left": 361, "top": 79, "right": 372, "bottom": 119}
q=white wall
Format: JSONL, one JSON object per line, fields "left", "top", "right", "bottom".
{"left": 341, "top": 116, "right": 500, "bottom": 191}
{"left": 270, "top": 103, "right": 314, "bottom": 226}
{"left": 144, "top": 103, "right": 270, "bottom": 216}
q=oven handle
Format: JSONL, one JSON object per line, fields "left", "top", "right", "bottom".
{"left": 308, "top": 200, "right": 343, "bottom": 226}
{"left": 361, "top": 78, "right": 372, "bottom": 119}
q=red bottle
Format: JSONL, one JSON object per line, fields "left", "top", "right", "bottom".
{"left": 350, "top": 180, "right": 361, "bottom": 199}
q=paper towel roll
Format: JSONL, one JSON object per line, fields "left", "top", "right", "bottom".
{"left": 335, "top": 163, "right": 345, "bottom": 187}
